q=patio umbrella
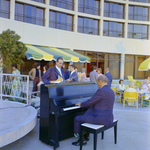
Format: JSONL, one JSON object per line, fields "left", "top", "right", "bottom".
{"left": 138, "top": 57, "right": 150, "bottom": 71}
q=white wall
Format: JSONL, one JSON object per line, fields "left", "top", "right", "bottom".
{"left": 0, "top": 18, "right": 150, "bottom": 56}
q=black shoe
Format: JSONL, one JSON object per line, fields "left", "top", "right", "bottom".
{"left": 84, "top": 133, "right": 90, "bottom": 141}
{"left": 72, "top": 139, "right": 87, "bottom": 146}
{"left": 84, "top": 135, "right": 90, "bottom": 141}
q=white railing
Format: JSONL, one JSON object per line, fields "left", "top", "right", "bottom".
{"left": 0, "top": 73, "right": 30, "bottom": 105}
{"left": 28, "top": 91, "right": 40, "bottom": 106}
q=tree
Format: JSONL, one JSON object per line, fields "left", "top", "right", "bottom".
{"left": 0, "top": 29, "right": 27, "bottom": 70}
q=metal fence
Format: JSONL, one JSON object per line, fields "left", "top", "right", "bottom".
{"left": 31, "top": 0, "right": 45, "bottom": 3}
{"left": 0, "top": 9, "right": 10, "bottom": 19}
{"left": 78, "top": 26, "right": 100, "bottom": 35}
{"left": 50, "top": 0, "right": 74, "bottom": 10}
{"left": 103, "top": 30, "right": 124, "bottom": 38}
{"left": 49, "top": 21, "right": 73, "bottom": 31}
{"left": 28, "top": 91, "right": 40, "bottom": 106}
{"left": 128, "top": 32, "right": 148, "bottom": 39}
{"left": 78, "top": 4, "right": 100, "bottom": 16}
{"left": 0, "top": 73, "right": 30, "bottom": 105}
{"left": 15, "top": 13, "right": 44, "bottom": 26}
{"left": 104, "top": 10, "right": 125, "bottom": 19}
{"left": 128, "top": 13, "right": 149, "bottom": 21}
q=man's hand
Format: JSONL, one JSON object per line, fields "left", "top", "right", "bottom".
{"left": 75, "top": 102, "right": 81, "bottom": 107}
{"left": 67, "top": 79, "right": 72, "bottom": 83}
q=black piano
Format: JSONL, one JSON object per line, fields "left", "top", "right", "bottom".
{"left": 39, "top": 82, "right": 98, "bottom": 149}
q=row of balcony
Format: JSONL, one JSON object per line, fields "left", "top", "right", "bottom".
{"left": 1, "top": 11, "right": 147, "bottom": 40}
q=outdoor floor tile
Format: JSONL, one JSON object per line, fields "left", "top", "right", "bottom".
{"left": 1, "top": 100, "right": 150, "bottom": 150}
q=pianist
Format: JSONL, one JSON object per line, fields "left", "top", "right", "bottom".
{"left": 72, "top": 75, "right": 115, "bottom": 146}
{"left": 42, "top": 57, "right": 65, "bottom": 84}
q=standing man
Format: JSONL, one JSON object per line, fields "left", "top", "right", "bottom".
{"left": 62, "top": 64, "right": 66, "bottom": 74}
{"left": 42, "top": 57, "right": 64, "bottom": 84}
{"left": 90, "top": 66, "right": 98, "bottom": 83}
{"left": 29, "top": 63, "right": 41, "bottom": 92}
{"left": 75, "top": 67, "right": 78, "bottom": 73}
{"left": 72, "top": 75, "right": 115, "bottom": 146}
{"left": 105, "top": 67, "right": 112, "bottom": 87}
{"left": 67, "top": 64, "right": 78, "bottom": 83}
{"left": 64, "top": 65, "right": 71, "bottom": 80}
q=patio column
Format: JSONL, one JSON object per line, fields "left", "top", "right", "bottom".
{"left": 10, "top": 0, "right": 15, "bottom": 20}
{"left": 45, "top": 0, "right": 50, "bottom": 27}
{"left": 124, "top": 0, "right": 129, "bottom": 39}
{"left": 74, "top": 0, "right": 78, "bottom": 32}
{"left": 120, "top": 53, "right": 125, "bottom": 79}
{"left": 134, "top": 56, "right": 138, "bottom": 79}
{"left": 104, "top": 53, "right": 109, "bottom": 72}
{"left": 100, "top": 0, "right": 104, "bottom": 36}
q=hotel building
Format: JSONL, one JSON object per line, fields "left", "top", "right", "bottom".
{"left": 0, "top": 0, "right": 150, "bottom": 79}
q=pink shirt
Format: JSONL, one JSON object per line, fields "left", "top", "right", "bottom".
{"left": 142, "top": 84, "right": 150, "bottom": 93}
{"left": 81, "top": 75, "right": 86, "bottom": 82}
{"left": 98, "top": 73, "right": 103, "bottom": 77}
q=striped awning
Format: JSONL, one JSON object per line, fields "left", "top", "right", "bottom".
{"left": 25, "top": 45, "right": 90, "bottom": 63}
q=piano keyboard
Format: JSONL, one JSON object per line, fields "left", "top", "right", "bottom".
{"left": 63, "top": 106, "right": 80, "bottom": 111}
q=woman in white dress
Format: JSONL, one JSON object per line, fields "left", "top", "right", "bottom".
{"left": 117, "top": 79, "right": 126, "bottom": 102}
{"left": 117, "top": 79, "right": 126, "bottom": 92}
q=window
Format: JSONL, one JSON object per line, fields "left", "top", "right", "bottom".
{"left": 50, "top": 0, "right": 74, "bottom": 10}
{"left": 0, "top": 0, "right": 10, "bottom": 19}
{"left": 49, "top": 11, "right": 73, "bottom": 31}
{"left": 15, "top": 3, "right": 24, "bottom": 22}
{"left": 78, "top": 17, "right": 99, "bottom": 35}
{"left": 128, "top": 24, "right": 148, "bottom": 39}
{"left": 104, "top": 2, "right": 124, "bottom": 19}
{"left": 129, "top": 5, "right": 149, "bottom": 21}
{"left": 74, "top": 50, "right": 120, "bottom": 78}
{"left": 108, "top": 54, "right": 120, "bottom": 79}
{"left": 78, "top": 0, "right": 100, "bottom": 15}
{"left": 135, "top": 56, "right": 145, "bottom": 79}
{"left": 129, "top": 0, "right": 150, "bottom": 3}
{"left": 124, "top": 55, "right": 134, "bottom": 79}
{"left": 15, "top": 3, "right": 44, "bottom": 26}
{"left": 103, "top": 21, "right": 124, "bottom": 38}
{"left": 31, "top": 0, "right": 45, "bottom": 3}
{"left": 125, "top": 55, "right": 147, "bottom": 79}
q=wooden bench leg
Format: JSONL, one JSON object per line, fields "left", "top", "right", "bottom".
{"left": 114, "top": 124, "right": 117, "bottom": 144}
{"left": 101, "top": 131, "right": 104, "bottom": 140}
{"left": 80, "top": 126, "right": 83, "bottom": 150}
{"left": 94, "top": 132, "right": 97, "bottom": 150}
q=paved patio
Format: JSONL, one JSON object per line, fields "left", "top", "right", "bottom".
{"left": 1, "top": 101, "right": 150, "bottom": 150}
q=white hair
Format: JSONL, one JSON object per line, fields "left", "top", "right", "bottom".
{"left": 97, "top": 75, "right": 108, "bottom": 83}
{"left": 106, "top": 67, "right": 109, "bottom": 71}
{"left": 129, "top": 82, "right": 134, "bottom": 88}
{"left": 82, "top": 68, "right": 86, "bottom": 72}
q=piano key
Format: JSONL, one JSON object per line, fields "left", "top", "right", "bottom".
{"left": 63, "top": 106, "right": 80, "bottom": 111}
{"left": 56, "top": 97, "right": 92, "bottom": 108}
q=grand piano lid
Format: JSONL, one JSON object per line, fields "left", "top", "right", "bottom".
{"left": 45, "top": 82, "right": 96, "bottom": 87}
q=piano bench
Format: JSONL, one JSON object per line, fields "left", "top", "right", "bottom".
{"left": 80, "top": 120, "right": 118, "bottom": 150}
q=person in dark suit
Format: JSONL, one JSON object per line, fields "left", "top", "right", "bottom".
{"left": 64, "top": 65, "right": 71, "bottom": 80}
{"left": 105, "top": 67, "right": 112, "bottom": 87}
{"left": 72, "top": 75, "right": 115, "bottom": 146}
{"left": 67, "top": 64, "right": 78, "bottom": 83}
{"left": 42, "top": 57, "right": 64, "bottom": 84}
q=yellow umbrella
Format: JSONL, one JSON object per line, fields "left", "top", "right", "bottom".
{"left": 138, "top": 57, "right": 150, "bottom": 71}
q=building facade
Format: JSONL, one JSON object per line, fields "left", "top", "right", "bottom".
{"left": 0, "top": 0, "right": 150, "bottom": 79}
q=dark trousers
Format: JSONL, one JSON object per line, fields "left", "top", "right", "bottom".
{"left": 74, "top": 115, "right": 99, "bottom": 134}
{"left": 33, "top": 77, "right": 39, "bottom": 92}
